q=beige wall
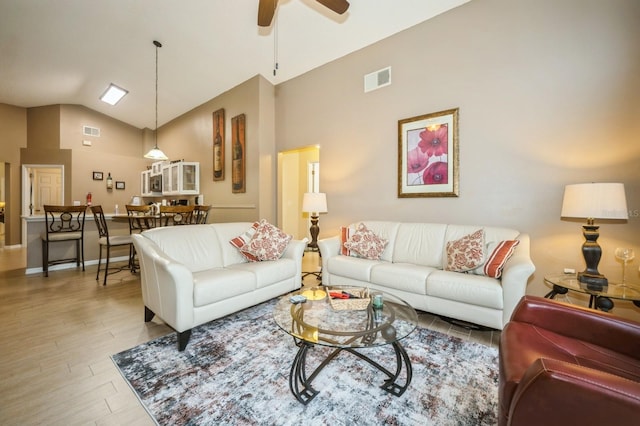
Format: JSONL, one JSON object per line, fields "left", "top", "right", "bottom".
{"left": 0, "top": 103, "right": 27, "bottom": 245}
{"left": 275, "top": 0, "right": 640, "bottom": 317}
{"left": 60, "top": 104, "right": 147, "bottom": 212}
{"left": 157, "top": 75, "right": 276, "bottom": 223}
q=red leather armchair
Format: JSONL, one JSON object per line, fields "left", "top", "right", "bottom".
{"left": 499, "top": 295, "right": 640, "bottom": 426}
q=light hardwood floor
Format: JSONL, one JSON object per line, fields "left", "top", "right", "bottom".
{"left": 0, "top": 248, "right": 499, "bottom": 425}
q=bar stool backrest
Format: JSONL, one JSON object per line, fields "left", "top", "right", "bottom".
{"left": 126, "top": 204, "right": 154, "bottom": 233}
{"left": 159, "top": 205, "right": 194, "bottom": 226}
{"left": 90, "top": 205, "right": 109, "bottom": 239}
{"left": 43, "top": 205, "right": 86, "bottom": 240}
{"left": 192, "top": 205, "right": 212, "bottom": 224}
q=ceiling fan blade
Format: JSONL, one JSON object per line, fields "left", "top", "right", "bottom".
{"left": 315, "top": 0, "right": 349, "bottom": 15}
{"left": 258, "top": 0, "right": 278, "bottom": 27}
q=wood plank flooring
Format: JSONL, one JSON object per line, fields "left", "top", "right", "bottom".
{"left": 0, "top": 248, "right": 499, "bottom": 425}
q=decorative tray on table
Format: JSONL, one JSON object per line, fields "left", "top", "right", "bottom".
{"left": 327, "top": 287, "right": 370, "bottom": 311}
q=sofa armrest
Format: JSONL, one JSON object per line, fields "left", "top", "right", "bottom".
{"left": 500, "top": 233, "right": 535, "bottom": 326}
{"left": 512, "top": 296, "right": 640, "bottom": 359}
{"left": 508, "top": 357, "right": 640, "bottom": 426}
{"left": 133, "top": 234, "right": 195, "bottom": 332}
{"left": 318, "top": 236, "right": 340, "bottom": 285}
{"left": 283, "top": 238, "right": 308, "bottom": 281}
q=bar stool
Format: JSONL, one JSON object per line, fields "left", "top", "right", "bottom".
{"left": 125, "top": 204, "right": 156, "bottom": 233}
{"left": 91, "top": 205, "right": 135, "bottom": 285}
{"left": 192, "top": 205, "right": 212, "bottom": 224}
{"left": 159, "top": 205, "right": 194, "bottom": 226}
{"left": 41, "top": 205, "right": 87, "bottom": 277}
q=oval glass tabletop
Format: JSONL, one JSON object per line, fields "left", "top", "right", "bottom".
{"left": 273, "top": 286, "right": 418, "bottom": 349}
{"left": 545, "top": 274, "right": 640, "bottom": 302}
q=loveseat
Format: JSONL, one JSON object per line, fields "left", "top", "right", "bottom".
{"left": 132, "top": 222, "right": 307, "bottom": 350}
{"left": 318, "top": 221, "right": 535, "bottom": 330}
{"left": 499, "top": 296, "right": 640, "bottom": 426}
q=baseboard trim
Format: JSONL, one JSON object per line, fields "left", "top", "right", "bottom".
{"left": 25, "top": 255, "right": 130, "bottom": 275}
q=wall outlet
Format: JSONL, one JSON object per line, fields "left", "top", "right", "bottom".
{"left": 82, "top": 140, "right": 92, "bottom": 146}
{"left": 563, "top": 268, "right": 575, "bottom": 274}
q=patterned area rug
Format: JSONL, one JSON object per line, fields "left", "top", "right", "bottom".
{"left": 112, "top": 299, "right": 499, "bottom": 425}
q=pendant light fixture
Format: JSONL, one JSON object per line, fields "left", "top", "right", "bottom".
{"left": 144, "top": 40, "right": 169, "bottom": 160}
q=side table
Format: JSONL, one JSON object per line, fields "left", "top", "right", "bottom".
{"left": 544, "top": 274, "right": 640, "bottom": 312}
{"left": 301, "top": 247, "right": 322, "bottom": 282}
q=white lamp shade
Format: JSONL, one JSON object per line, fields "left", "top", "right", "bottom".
{"left": 144, "top": 147, "right": 168, "bottom": 161}
{"left": 302, "top": 192, "right": 328, "bottom": 214}
{"left": 561, "top": 183, "right": 628, "bottom": 220}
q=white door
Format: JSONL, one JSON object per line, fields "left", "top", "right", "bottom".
{"left": 34, "top": 170, "right": 62, "bottom": 213}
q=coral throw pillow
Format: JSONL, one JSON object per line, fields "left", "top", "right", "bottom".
{"left": 229, "top": 222, "right": 260, "bottom": 262}
{"left": 484, "top": 240, "right": 520, "bottom": 278}
{"left": 244, "top": 219, "right": 292, "bottom": 261}
{"left": 343, "top": 223, "right": 388, "bottom": 260}
{"left": 446, "top": 229, "right": 485, "bottom": 272}
{"left": 339, "top": 225, "right": 358, "bottom": 256}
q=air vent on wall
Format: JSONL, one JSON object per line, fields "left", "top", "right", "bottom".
{"left": 83, "top": 126, "right": 100, "bottom": 137}
{"left": 364, "top": 66, "right": 391, "bottom": 93}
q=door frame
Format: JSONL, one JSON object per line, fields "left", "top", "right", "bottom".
{"left": 21, "top": 164, "right": 65, "bottom": 216}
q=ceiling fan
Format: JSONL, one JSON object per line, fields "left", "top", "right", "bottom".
{"left": 258, "top": 0, "right": 350, "bottom": 27}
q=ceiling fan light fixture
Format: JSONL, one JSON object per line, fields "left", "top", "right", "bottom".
{"left": 257, "top": 0, "right": 349, "bottom": 27}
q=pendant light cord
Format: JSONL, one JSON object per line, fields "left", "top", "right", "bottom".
{"left": 153, "top": 40, "right": 162, "bottom": 148}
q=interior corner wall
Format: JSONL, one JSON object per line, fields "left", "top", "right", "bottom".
{"left": 59, "top": 105, "right": 147, "bottom": 210}
{"left": 158, "top": 75, "right": 276, "bottom": 223}
{"left": 274, "top": 0, "right": 640, "bottom": 319}
{"left": 0, "top": 103, "right": 27, "bottom": 246}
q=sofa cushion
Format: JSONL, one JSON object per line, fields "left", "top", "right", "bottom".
{"left": 142, "top": 224, "right": 224, "bottom": 272}
{"left": 351, "top": 221, "right": 400, "bottom": 262}
{"left": 244, "top": 219, "right": 292, "bottom": 261}
{"left": 229, "top": 258, "right": 296, "bottom": 289}
{"left": 192, "top": 268, "right": 256, "bottom": 307}
{"left": 484, "top": 240, "right": 520, "bottom": 278}
{"left": 211, "top": 222, "right": 258, "bottom": 267}
{"left": 339, "top": 225, "right": 358, "bottom": 256}
{"left": 326, "top": 255, "right": 380, "bottom": 282}
{"left": 393, "top": 223, "right": 448, "bottom": 268}
{"left": 229, "top": 221, "right": 260, "bottom": 261}
{"left": 343, "top": 223, "right": 388, "bottom": 260}
{"left": 370, "top": 262, "right": 435, "bottom": 295}
{"left": 445, "top": 229, "right": 485, "bottom": 272}
{"left": 426, "top": 270, "right": 503, "bottom": 310}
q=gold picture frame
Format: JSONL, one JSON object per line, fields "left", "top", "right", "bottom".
{"left": 398, "top": 108, "right": 459, "bottom": 197}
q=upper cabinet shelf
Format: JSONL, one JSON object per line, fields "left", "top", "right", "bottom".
{"left": 141, "top": 161, "right": 200, "bottom": 196}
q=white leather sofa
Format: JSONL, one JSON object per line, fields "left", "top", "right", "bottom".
{"left": 318, "top": 221, "right": 535, "bottom": 330}
{"left": 132, "top": 222, "right": 307, "bottom": 350}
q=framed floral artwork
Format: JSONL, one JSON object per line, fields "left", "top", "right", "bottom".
{"left": 398, "top": 108, "right": 459, "bottom": 197}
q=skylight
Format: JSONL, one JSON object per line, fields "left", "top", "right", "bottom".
{"left": 100, "top": 83, "right": 128, "bottom": 105}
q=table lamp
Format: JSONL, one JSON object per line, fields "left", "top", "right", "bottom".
{"left": 561, "top": 183, "right": 628, "bottom": 289}
{"left": 302, "top": 192, "right": 328, "bottom": 250}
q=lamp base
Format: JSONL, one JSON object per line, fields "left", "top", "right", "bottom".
{"left": 308, "top": 215, "right": 320, "bottom": 250}
{"left": 577, "top": 271, "right": 608, "bottom": 290}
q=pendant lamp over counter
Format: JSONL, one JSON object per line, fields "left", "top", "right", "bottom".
{"left": 144, "top": 40, "right": 168, "bottom": 161}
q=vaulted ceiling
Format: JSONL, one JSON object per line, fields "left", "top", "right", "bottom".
{"left": 0, "top": 0, "right": 468, "bottom": 129}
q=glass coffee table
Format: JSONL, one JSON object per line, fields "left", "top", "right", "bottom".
{"left": 544, "top": 274, "right": 640, "bottom": 312}
{"left": 273, "top": 286, "right": 418, "bottom": 404}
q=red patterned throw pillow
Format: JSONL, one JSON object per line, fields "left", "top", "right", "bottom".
{"left": 229, "top": 221, "right": 260, "bottom": 262}
{"left": 343, "top": 223, "right": 388, "bottom": 260}
{"left": 243, "top": 219, "right": 292, "bottom": 261}
{"left": 445, "top": 229, "right": 485, "bottom": 272}
{"left": 484, "top": 240, "right": 519, "bottom": 278}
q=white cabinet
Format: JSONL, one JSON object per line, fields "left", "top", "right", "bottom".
{"left": 140, "top": 170, "right": 163, "bottom": 196}
{"left": 161, "top": 162, "right": 199, "bottom": 195}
